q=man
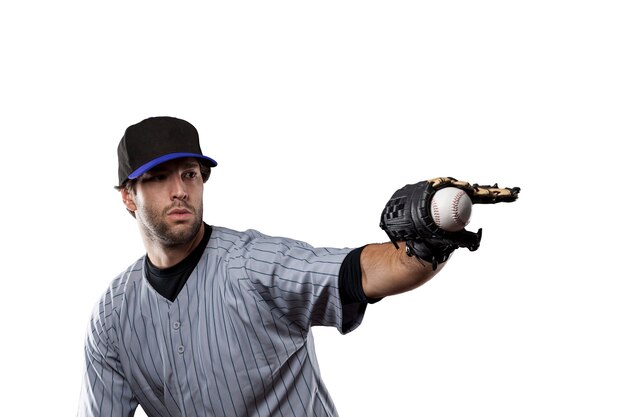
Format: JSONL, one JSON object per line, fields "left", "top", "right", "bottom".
{"left": 77, "top": 116, "right": 519, "bottom": 417}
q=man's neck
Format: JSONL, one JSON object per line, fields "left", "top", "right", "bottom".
{"left": 144, "top": 224, "right": 205, "bottom": 269}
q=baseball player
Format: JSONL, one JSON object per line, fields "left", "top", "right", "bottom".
{"left": 77, "top": 116, "right": 519, "bottom": 417}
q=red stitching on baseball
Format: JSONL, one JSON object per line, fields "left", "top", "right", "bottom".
{"left": 452, "top": 190, "right": 464, "bottom": 226}
{"left": 432, "top": 199, "right": 440, "bottom": 225}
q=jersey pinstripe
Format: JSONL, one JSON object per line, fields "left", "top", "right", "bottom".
{"left": 78, "top": 226, "right": 366, "bottom": 417}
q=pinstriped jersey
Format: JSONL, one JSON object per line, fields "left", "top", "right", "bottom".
{"left": 78, "top": 226, "right": 366, "bottom": 417}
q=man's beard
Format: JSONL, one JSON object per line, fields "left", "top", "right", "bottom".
{"left": 139, "top": 201, "right": 203, "bottom": 248}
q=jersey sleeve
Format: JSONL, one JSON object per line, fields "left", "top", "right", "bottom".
{"left": 77, "top": 293, "right": 138, "bottom": 417}
{"left": 226, "top": 230, "right": 365, "bottom": 334}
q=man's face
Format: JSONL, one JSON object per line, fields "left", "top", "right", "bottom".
{"left": 124, "top": 157, "right": 204, "bottom": 248}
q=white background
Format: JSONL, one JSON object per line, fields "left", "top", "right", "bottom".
{"left": 1, "top": 1, "right": 625, "bottom": 416}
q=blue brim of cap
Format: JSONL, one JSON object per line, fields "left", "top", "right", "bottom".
{"left": 128, "top": 152, "right": 218, "bottom": 180}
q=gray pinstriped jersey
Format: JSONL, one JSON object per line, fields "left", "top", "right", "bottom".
{"left": 78, "top": 226, "right": 366, "bottom": 417}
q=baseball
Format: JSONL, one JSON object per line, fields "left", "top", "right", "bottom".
{"left": 430, "top": 187, "right": 473, "bottom": 232}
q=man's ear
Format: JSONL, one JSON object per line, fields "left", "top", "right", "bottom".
{"left": 121, "top": 188, "right": 137, "bottom": 212}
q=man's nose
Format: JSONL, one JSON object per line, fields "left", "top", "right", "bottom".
{"left": 170, "top": 176, "right": 188, "bottom": 200}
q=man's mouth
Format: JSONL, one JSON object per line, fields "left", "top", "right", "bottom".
{"left": 169, "top": 208, "right": 191, "bottom": 214}
{"left": 167, "top": 206, "right": 193, "bottom": 219}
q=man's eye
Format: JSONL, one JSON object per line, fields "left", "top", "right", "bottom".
{"left": 184, "top": 171, "right": 198, "bottom": 179}
{"left": 144, "top": 174, "right": 166, "bottom": 182}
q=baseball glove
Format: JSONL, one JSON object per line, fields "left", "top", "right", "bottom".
{"left": 379, "top": 177, "right": 520, "bottom": 269}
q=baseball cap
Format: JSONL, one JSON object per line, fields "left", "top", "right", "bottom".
{"left": 117, "top": 116, "right": 217, "bottom": 186}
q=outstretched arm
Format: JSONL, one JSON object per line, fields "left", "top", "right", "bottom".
{"left": 361, "top": 242, "right": 444, "bottom": 299}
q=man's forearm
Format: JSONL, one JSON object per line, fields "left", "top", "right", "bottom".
{"left": 360, "top": 242, "right": 444, "bottom": 299}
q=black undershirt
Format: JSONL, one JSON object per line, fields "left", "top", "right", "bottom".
{"left": 145, "top": 224, "right": 380, "bottom": 305}
{"left": 338, "top": 246, "right": 383, "bottom": 305}
{"left": 145, "top": 223, "right": 213, "bottom": 302}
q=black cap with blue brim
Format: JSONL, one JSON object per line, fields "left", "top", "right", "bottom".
{"left": 117, "top": 116, "right": 217, "bottom": 186}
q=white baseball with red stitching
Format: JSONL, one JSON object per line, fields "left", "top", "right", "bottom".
{"left": 430, "top": 187, "right": 472, "bottom": 232}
